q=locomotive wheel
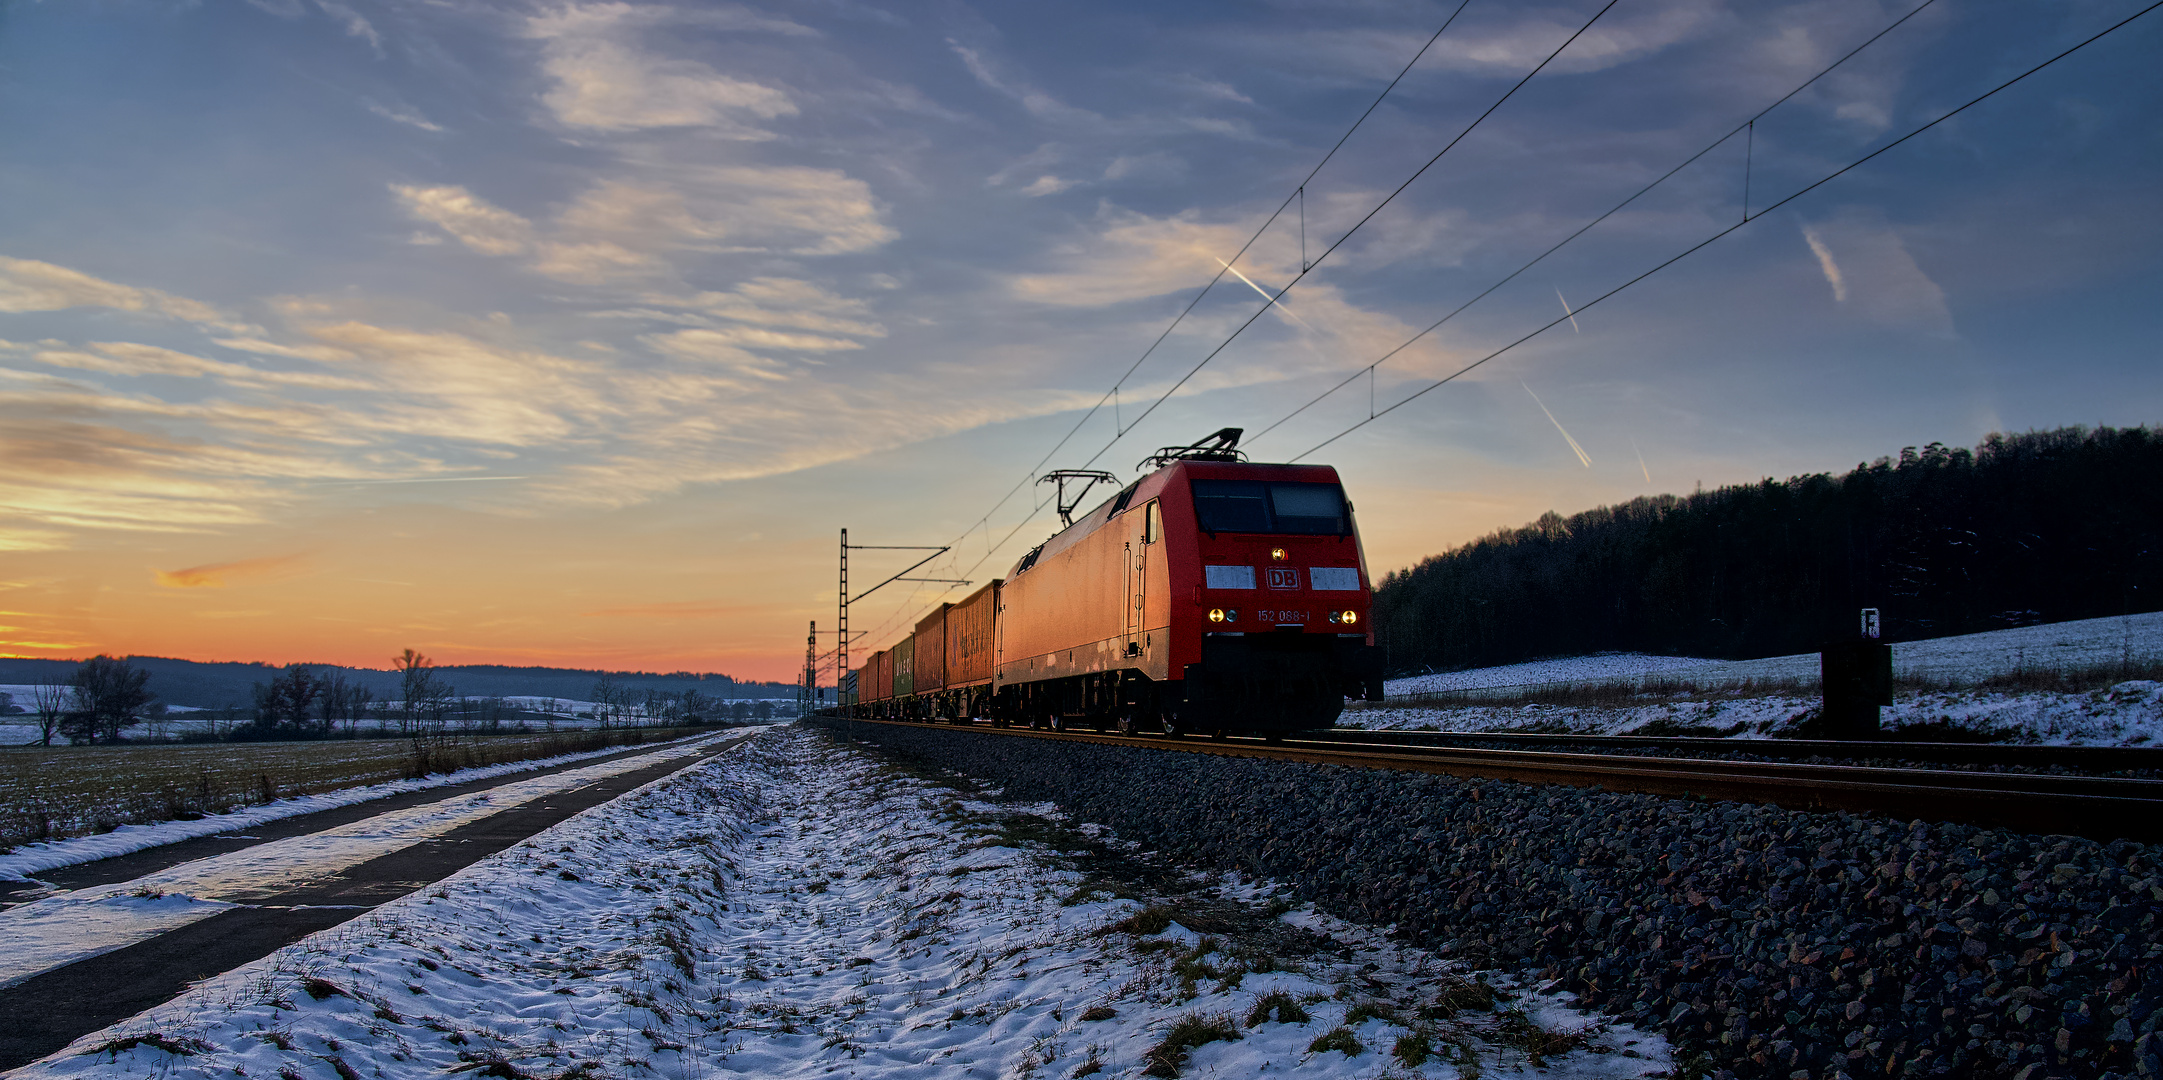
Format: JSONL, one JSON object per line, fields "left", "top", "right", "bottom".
{"left": 1211, "top": 728, "right": 1229, "bottom": 741}
{"left": 1263, "top": 730, "right": 1284, "bottom": 744}
{"left": 1116, "top": 714, "right": 1136, "bottom": 735}
{"left": 1049, "top": 714, "right": 1066, "bottom": 732}
{"left": 1160, "top": 715, "right": 1184, "bottom": 738}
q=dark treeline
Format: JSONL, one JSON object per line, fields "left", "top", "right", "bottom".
{"left": 0, "top": 656, "right": 797, "bottom": 711}
{"left": 1373, "top": 426, "right": 2163, "bottom": 674}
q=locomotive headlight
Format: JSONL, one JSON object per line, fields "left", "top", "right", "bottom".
{"left": 1224, "top": 608, "right": 1240, "bottom": 622}
{"left": 1208, "top": 608, "right": 1226, "bottom": 623}
{"left": 1340, "top": 610, "right": 1359, "bottom": 625}
{"left": 1270, "top": 547, "right": 1287, "bottom": 561}
{"left": 1326, "top": 611, "right": 1341, "bottom": 624}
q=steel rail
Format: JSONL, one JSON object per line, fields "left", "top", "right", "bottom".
{"left": 819, "top": 716, "right": 2163, "bottom": 843}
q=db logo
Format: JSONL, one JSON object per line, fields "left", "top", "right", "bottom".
{"left": 1265, "top": 566, "right": 1299, "bottom": 590}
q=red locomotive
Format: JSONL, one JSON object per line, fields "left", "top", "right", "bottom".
{"left": 843, "top": 430, "right": 1384, "bottom": 735}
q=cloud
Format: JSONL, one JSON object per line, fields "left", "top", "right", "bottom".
{"left": 1011, "top": 206, "right": 1263, "bottom": 306}
{"left": 620, "top": 166, "right": 895, "bottom": 256}
{"left": 390, "top": 185, "right": 535, "bottom": 256}
{"left": 525, "top": 5, "right": 799, "bottom": 134}
{"left": 393, "top": 170, "right": 895, "bottom": 285}
{"left": 1803, "top": 228, "right": 1848, "bottom": 302}
{"left": 583, "top": 599, "right": 739, "bottom": 618}
{"left": 1102, "top": 153, "right": 1185, "bottom": 184}
{"left": 948, "top": 40, "right": 1103, "bottom": 126}
{"left": 364, "top": 99, "right": 445, "bottom": 132}
{"left": 154, "top": 553, "right": 311, "bottom": 589}
{"left": 1800, "top": 211, "right": 1952, "bottom": 333}
{"left": 1020, "top": 176, "right": 1077, "bottom": 197}
{"left": 0, "top": 256, "right": 251, "bottom": 332}
{"left": 987, "top": 144, "right": 1062, "bottom": 187}
{"left": 313, "top": 0, "right": 382, "bottom": 54}
{"left": 33, "top": 342, "right": 372, "bottom": 390}
{"left": 635, "top": 278, "right": 887, "bottom": 337}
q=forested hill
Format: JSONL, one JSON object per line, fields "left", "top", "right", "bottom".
{"left": 1373, "top": 425, "right": 2163, "bottom": 674}
{"left": 0, "top": 658, "right": 798, "bottom": 709}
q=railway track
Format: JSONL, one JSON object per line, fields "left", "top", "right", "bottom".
{"left": 823, "top": 715, "right": 2163, "bottom": 843}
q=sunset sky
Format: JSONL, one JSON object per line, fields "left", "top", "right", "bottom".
{"left": 3, "top": 0, "right": 2159, "bottom": 682}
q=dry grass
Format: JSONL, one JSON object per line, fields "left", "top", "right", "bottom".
{"left": 0, "top": 726, "right": 707, "bottom": 852}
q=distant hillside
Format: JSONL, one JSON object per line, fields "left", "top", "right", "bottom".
{"left": 1374, "top": 425, "right": 2163, "bottom": 675}
{"left": 0, "top": 657, "right": 797, "bottom": 708}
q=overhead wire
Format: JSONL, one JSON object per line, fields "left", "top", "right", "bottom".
{"left": 890, "top": 0, "right": 1481, "bottom": 603}
{"left": 1244, "top": 0, "right": 1947, "bottom": 444}
{"left": 1283, "top": 0, "right": 2163, "bottom": 461}
{"left": 1070, "top": 0, "right": 1627, "bottom": 473}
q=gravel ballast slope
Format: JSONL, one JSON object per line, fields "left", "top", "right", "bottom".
{"left": 813, "top": 719, "right": 2163, "bottom": 1080}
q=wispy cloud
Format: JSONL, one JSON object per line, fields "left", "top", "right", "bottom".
{"left": 524, "top": 5, "right": 800, "bottom": 135}
{"left": 1803, "top": 227, "right": 1848, "bottom": 302}
{"left": 363, "top": 99, "right": 445, "bottom": 133}
{"left": 154, "top": 552, "right": 311, "bottom": 589}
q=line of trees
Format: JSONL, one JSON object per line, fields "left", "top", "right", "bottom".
{"left": 9, "top": 650, "right": 783, "bottom": 746}
{"left": 6, "top": 655, "right": 166, "bottom": 745}
{"left": 1373, "top": 425, "right": 2163, "bottom": 674}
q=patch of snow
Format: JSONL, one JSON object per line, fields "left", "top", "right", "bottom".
{"left": 0, "top": 731, "right": 744, "bottom": 882}
{"left": 0, "top": 732, "right": 746, "bottom": 988}
{"left": 1385, "top": 655, "right": 1714, "bottom": 697}
{"left": 1384, "top": 611, "right": 2163, "bottom": 700}
{"left": 1342, "top": 682, "right": 2163, "bottom": 745}
{"left": 14, "top": 727, "right": 1670, "bottom": 1080}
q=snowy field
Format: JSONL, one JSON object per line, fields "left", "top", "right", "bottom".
{"left": 13, "top": 728, "right": 1669, "bottom": 1080}
{"left": 1355, "top": 612, "right": 2163, "bottom": 745}
{"left": 1343, "top": 682, "right": 2163, "bottom": 744}
{"left": 0, "top": 731, "right": 750, "bottom": 989}
{"left": 1381, "top": 610, "right": 2163, "bottom": 698}
{"left": 0, "top": 691, "right": 801, "bottom": 744}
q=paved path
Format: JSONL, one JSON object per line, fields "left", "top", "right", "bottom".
{"left": 0, "top": 735, "right": 728, "bottom": 910}
{"left": 0, "top": 736, "right": 747, "bottom": 1071}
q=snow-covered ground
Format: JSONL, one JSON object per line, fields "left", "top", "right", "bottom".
{"left": 1345, "top": 682, "right": 2163, "bottom": 745}
{"left": 0, "top": 731, "right": 751, "bottom": 990}
{"left": 0, "top": 731, "right": 752, "bottom": 882}
{"left": 12, "top": 727, "right": 1669, "bottom": 1080}
{"left": 1359, "top": 612, "right": 2163, "bottom": 744}
{"left": 1382, "top": 610, "right": 2163, "bottom": 698}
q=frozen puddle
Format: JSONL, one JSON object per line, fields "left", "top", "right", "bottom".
{"left": 16, "top": 727, "right": 1668, "bottom": 1079}
{"left": 0, "top": 731, "right": 740, "bottom": 988}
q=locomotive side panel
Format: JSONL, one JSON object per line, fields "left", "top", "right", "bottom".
{"left": 996, "top": 476, "right": 1173, "bottom": 687}
{"left": 913, "top": 604, "right": 950, "bottom": 694}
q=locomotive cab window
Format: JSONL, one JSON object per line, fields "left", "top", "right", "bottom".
{"left": 1191, "top": 479, "right": 1349, "bottom": 535}
{"left": 1143, "top": 500, "right": 1162, "bottom": 544}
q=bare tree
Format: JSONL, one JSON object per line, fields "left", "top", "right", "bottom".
{"left": 67, "top": 655, "right": 153, "bottom": 744}
{"left": 591, "top": 675, "right": 622, "bottom": 728}
{"left": 28, "top": 683, "right": 71, "bottom": 746}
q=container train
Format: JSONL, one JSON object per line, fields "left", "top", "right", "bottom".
{"left": 842, "top": 429, "right": 1384, "bottom": 736}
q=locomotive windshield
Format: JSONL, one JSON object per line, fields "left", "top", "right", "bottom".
{"left": 1190, "top": 479, "right": 1349, "bottom": 535}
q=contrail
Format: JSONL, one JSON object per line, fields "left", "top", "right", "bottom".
{"left": 1217, "top": 258, "right": 1313, "bottom": 329}
{"left": 318, "top": 475, "right": 530, "bottom": 486}
{"left": 1522, "top": 382, "right": 1592, "bottom": 468}
{"left": 1631, "top": 437, "right": 1651, "bottom": 483}
{"left": 1555, "top": 286, "right": 1581, "bottom": 333}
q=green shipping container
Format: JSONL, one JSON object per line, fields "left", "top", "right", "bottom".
{"left": 893, "top": 636, "right": 915, "bottom": 698}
